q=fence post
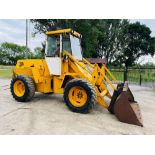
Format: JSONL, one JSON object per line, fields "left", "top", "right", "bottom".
{"left": 139, "top": 67, "right": 142, "bottom": 86}
{"left": 139, "top": 73, "right": 142, "bottom": 86}
{"left": 124, "top": 67, "right": 128, "bottom": 82}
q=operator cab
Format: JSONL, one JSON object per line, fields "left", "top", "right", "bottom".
{"left": 45, "top": 29, "right": 83, "bottom": 75}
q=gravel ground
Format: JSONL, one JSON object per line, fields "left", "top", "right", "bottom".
{"left": 0, "top": 78, "right": 155, "bottom": 135}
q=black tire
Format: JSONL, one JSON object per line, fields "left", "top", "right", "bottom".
{"left": 10, "top": 75, "right": 35, "bottom": 102}
{"left": 64, "top": 78, "right": 97, "bottom": 113}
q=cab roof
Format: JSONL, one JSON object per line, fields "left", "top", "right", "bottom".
{"left": 46, "top": 28, "right": 81, "bottom": 38}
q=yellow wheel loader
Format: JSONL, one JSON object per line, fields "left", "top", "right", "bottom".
{"left": 10, "top": 28, "right": 143, "bottom": 126}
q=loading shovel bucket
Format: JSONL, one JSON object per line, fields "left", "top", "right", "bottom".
{"left": 108, "top": 82, "right": 143, "bottom": 127}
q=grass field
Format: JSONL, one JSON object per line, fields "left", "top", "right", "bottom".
{"left": 0, "top": 65, "right": 155, "bottom": 88}
{"left": 0, "top": 65, "right": 14, "bottom": 78}
{"left": 110, "top": 69, "right": 155, "bottom": 85}
{"left": 0, "top": 65, "right": 14, "bottom": 69}
{"left": 0, "top": 69, "right": 13, "bottom": 78}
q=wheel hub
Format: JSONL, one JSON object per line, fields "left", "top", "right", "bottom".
{"left": 68, "top": 86, "right": 88, "bottom": 107}
{"left": 13, "top": 80, "right": 25, "bottom": 97}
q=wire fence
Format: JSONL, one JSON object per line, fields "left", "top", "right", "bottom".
{"left": 109, "top": 68, "right": 155, "bottom": 89}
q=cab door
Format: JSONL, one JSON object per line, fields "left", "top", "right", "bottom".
{"left": 45, "top": 35, "right": 62, "bottom": 75}
{"left": 45, "top": 57, "right": 61, "bottom": 75}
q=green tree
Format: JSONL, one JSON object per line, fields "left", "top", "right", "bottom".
{"left": 113, "top": 22, "right": 155, "bottom": 80}
{"left": 31, "top": 19, "right": 155, "bottom": 81}
{"left": 96, "top": 19, "right": 128, "bottom": 63}
{"left": 33, "top": 47, "right": 44, "bottom": 59}
{"left": 0, "top": 42, "right": 31, "bottom": 65}
{"left": 142, "top": 62, "right": 155, "bottom": 68}
{"left": 31, "top": 19, "right": 127, "bottom": 58}
{"left": 31, "top": 19, "right": 77, "bottom": 34}
{"left": 71, "top": 19, "right": 101, "bottom": 57}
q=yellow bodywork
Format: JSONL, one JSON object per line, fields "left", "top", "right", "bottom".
{"left": 46, "top": 28, "right": 81, "bottom": 38}
{"left": 11, "top": 28, "right": 143, "bottom": 127}
{"left": 14, "top": 59, "right": 52, "bottom": 93}
{"left": 13, "top": 51, "right": 118, "bottom": 109}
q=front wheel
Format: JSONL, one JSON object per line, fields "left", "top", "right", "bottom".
{"left": 64, "top": 79, "right": 97, "bottom": 113}
{"left": 10, "top": 75, "right": 35, "bottom": 102}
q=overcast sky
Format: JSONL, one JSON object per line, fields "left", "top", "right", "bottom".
{"left": 0, "top": 19, "right": 45, "bottom": 50}
{"left": 0, "top": 19, "right": 155, "bottom": 63}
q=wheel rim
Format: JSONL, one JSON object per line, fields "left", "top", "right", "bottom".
{"left": 13, "top": 80, "right": 25, "bottom": 97}
{"left": 68, "top": 86, "right": 88, "bottom": 107}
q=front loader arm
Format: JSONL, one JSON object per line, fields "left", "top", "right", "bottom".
{"left": 63, "top": 51, "right": 120, "bottom": 109}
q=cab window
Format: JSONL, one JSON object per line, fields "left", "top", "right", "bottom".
{"left": 63, "top": 36, "right": 72, "bottom": 54}
{"left": 46, "top": 35, "right": 60, "bottom": 57}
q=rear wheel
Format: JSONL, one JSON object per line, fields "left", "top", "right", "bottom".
{"left": 64, "top": 79, "right": 97, "bottom": 113}
{"left": 10, "top": 75, "right": 35, "bottom": 102}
